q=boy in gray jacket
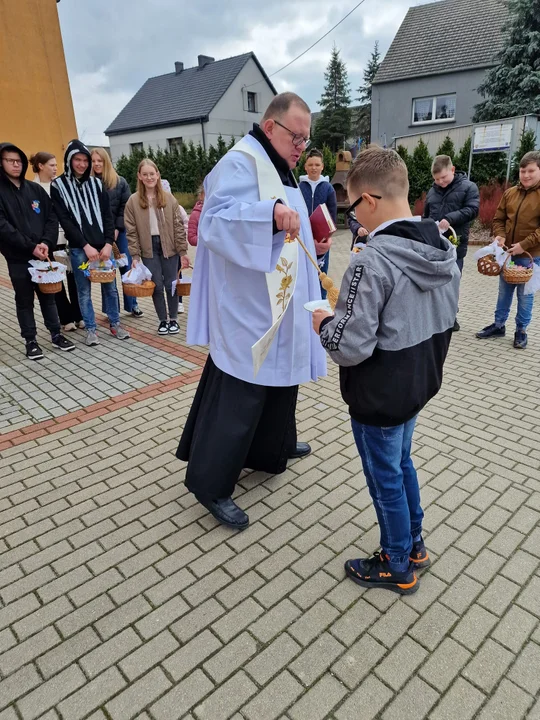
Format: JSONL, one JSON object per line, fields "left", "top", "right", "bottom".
{"left": 313, "top": 147, "right": 460, "bottom": 595}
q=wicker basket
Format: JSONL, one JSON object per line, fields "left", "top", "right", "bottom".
{"left": 503, "top": 252, "right": 534, "bottom": 285}
{"left": 176, "top": 271, "right": 192, "bottom": 297}
{"left": 123, "top": 280, "right": 155, "bottom": 298}
{"left": 477, "top": 254, "right": 502, "bottom": 277}
{"left": 89, "top": 269, "right": 115, "bottom": 284}
{"left": 38, "top": 281, "right": 62, "bottom": 294}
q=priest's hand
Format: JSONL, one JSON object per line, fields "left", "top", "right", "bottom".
{"left": 312, "top": 308, "right": 333, "bottom": 335}
{"left": 274, "top": 203, "right": 301, "bottom": 240}
{"left": 315, "top": 237, "right": 332, "bottom": 256}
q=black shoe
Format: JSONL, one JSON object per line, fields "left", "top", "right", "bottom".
{"left": 476, "top": 323, "right": 506, "bottom": 339}
{"left": 26, "top": 340, "right": 43, "bottom": 361}
{"left": 452, "top": 319, "right": 460, "bottom": 332}
{"left": 51, "top": 334, "right": 75, "bottom": 352}
{"left": 514, "top": 329, "right": 528, "bottom": 349}
{"left": 344, "top": 551, "right": 419, "bottom": 595}
{"left": 289, "top": 442, "right": 311, "bottom": 459}
{"left": 131, "top": 307, "right": 144, "bottom": 318}
{"left": 168, "top": 320, "right": 180, "bottom": 334}
{"left": 410, "top": 537, "right": 431, "bottom": 570}
{"left": 158, "top": 321, "right": 169, "bottom": 335}
{"left": 197, "top": 496, "right": 249, "bottom": 530}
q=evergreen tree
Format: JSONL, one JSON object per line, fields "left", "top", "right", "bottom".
{"left": 358, "top": 41, "right": 381, "bottom": 104}
{"left": 227, "top": 136, "right": 236, "bottom": 151}
{"left": 435, "top": 136, "right": 457, "bottom": 162}
{"left": 473, "top": 0, "right": 540, "bottom": 122}
{"left": 313, "top": 45, "right": 352, "bottom": 152}
{"left": 216, "top": 134, "right": 228, "bottom": 159}
{"left": 408, "top": 140, "right": 432, "bottom": 205}
{"left": 511, "top": 128, "right": 537, "bottom": 181}
{"left": 455, "top": 136, "right": 508, "bottom": 186}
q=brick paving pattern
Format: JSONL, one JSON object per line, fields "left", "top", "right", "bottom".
{"left": 0, "top": 232, "right": 539, "bottom": 719}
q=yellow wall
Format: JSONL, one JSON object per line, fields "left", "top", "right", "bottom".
{"left": 0, "top": 0, "right": 78, "bottom": 176}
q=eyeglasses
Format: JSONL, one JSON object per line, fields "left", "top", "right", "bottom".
{"left": 273, "top": 120, "right": 310, "bottom": 149}
{"left": 2, "top": 158, "right": 23, "bottom": 166}
{"left": 345, "top": 193, "right": 382, "bottom": 220}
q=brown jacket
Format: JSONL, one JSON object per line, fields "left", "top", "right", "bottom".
{"left": 124, "top": 192, "right": 187, "bottom": 260}
{"left": 492, "top": 182, "right": 540, "bottom": 257}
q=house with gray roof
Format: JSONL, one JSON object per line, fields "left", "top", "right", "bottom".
{"left": 105, "top": 52, "right": 276, "bottom": 162}
{"left": 371, "top": 0, "right": 508, "bottom": 147}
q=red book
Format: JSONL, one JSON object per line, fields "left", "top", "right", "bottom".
{"left": 310, "top": 203, "right": 337, "bottom": 242}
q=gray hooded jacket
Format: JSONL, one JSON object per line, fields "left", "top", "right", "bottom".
{"left": 320, "top": 218, "right": 460, "bottom": 426}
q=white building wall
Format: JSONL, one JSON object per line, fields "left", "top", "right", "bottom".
{"left": 108, "top": 57, "right": 275, "bottom": 163}
{"left": 205, "top": 57, "right": 276, "bottom": 145}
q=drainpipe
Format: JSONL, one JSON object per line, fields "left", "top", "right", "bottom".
{"left": 200, "top": 118, "right": 207, "bottom": 151}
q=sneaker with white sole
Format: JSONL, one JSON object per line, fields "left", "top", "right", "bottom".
{"left": 168, "top": 320, "right": 180, "bottom": 334}
{"left": 52, "top": 334, "right": 75, "bottom": 352}
{"left": 178, "top": 303, "right": 185, "bottom": 314}
{"left": 110, "top": 324, "right": 130, "bottom": 340}
{"left": 85, "top": 330, "right": 99, "bottom": 346}
{"left": 158, "top": 321, "right": 169, "bottom": 335}
{"left": 26, "top": 340, "right": 44, "bottom": 360}
{"left": 131, "top": 306, "right": 144, "bottom": 318}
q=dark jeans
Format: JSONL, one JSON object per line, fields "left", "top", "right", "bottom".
{"left": 7, "top": 261, "right": 61, "bottom": 341}
{"left": 351, "top": 416, "right": 423, "bottom": 567}
{"left": 142, "top": 236, "right": 180, "bottom": 322}
{"left": 55, "top": 271, "right": 82, "bottom": 325}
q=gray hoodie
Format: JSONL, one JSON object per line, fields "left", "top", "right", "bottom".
{"left": 320, "top": 218, "right": 460, "bottom": 426}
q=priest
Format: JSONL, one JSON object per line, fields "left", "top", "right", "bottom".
{"left": 177, "top": 92, "right": 327, "bottom": 530}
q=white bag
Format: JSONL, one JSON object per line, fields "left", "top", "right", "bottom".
{"left": 122, "top": 263, "right": 153, "bottom": 285}
{"left": 524, "top": 262, "right": 540, "bottom": 295}
{"left": 473, "top": 240, "right": 508, "bottom": 268}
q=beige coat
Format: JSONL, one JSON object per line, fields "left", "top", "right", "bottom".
{"left": 124, "top": 192, "right": 187, "bottom": 260}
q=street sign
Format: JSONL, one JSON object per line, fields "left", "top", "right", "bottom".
{"left": 473, "top": 123, "right": 513, "bottom": 153}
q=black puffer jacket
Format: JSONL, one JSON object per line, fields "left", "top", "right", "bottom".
{"left": 423, "top": 172, "right": 480, "bottom": 259}
{"left": 103, "top": 176, "right": 130, "bottom": 231}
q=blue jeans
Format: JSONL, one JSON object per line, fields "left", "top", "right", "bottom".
{"left": 70, "top": 247, "right": 120, "bottom": 331}
{"left": 319, "top": 251, "right": 330, "bottom": 299}
{"left": 351, "top": 416, "right": 423, "bottom": 567}
{"left": 115, "top": 230, "right": 137, "bottom": 313}
{"left": 495, "top": 257, "right": 540, "bottom": 330}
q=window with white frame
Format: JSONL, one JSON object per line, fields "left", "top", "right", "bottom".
{"left": 168, "top": 137, "right": 183, "bottom": 151}
{"left": 412, "top": 94, "right": 456, "bottom": 124}
{"left": 247, "top": 91, "right": 257, "bottom": 113}
{"left": 130, "top": 142, "right": 143, "bottom": 154}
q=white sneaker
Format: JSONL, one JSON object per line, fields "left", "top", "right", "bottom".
{"left": 62, "top": 322, "right": 76, "bottom": 332}
{"left": 178, "top": 303, "right": 185, "bottom": 314}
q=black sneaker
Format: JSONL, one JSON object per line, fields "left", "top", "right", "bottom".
{"left": 158, "top": 321, "right": 169, "bottom": 335}
{"left": 168, "top": 320, "right": 180, "bottom": 334}
{"left": 26, "top": 340, "right": 44, "bottom": 361}
{"left": 476, "top": 323, "right": 505, "bottom": 339}
{"left": 51, "top": 334, "right": 76, "bottom": 352}
{"left": 514, "top": 330, "right": 528, "bottom": 349}
{"left": 344, "top": 551, "right": 419, "bottom": 595}
{"left": 410, "top": 537, "right": 431, "bottom": 570}
{"left": 131, "top": 306, "right": 144, "bottom": 318}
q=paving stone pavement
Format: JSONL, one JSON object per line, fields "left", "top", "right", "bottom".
{"left": 0, "top": 231, "right": 539, "bottom": 719}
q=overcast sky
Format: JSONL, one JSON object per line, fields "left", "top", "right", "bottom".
{"left": 58, "top": 0, "right": 432, "bottom": 146}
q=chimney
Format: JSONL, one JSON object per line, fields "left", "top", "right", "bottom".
{"left": 175, "top": 61, "right": 184, "bottom": 74}
{"left": 198, "top": 55, "right": 215, "bottom": 69}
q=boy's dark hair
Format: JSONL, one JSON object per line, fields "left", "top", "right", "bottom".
{"left": 347, "top": 145, "right": 409, "bottom": 200}
{"left": 306, "top": 148, "right": 323, "bottom": 160}
{"left": 520, "top": 151, "right": 540, "bottom": 170}
{"left": 431, "top": 155, "right": 453, "bottom": 175}
{"left": 261, "top": 92, "right": 311, "bottom": 122}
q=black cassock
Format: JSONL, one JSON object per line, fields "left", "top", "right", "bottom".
{"left": 177, "top": 356, "right": 298, "bottom": 502}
